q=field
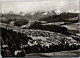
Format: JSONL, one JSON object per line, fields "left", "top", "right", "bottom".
{"left": 26, "top": 49, "right": 80, "bottom": 57}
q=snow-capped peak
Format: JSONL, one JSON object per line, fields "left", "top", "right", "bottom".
{"left": 75, "top": 10, "right": 79, "bottom": 13}
{"left": 67, "top": 9, "right": 75, "bottom": 13}
{"left": 1, "top": 11, "right": 4, "bottom": 14}
{"left": 30, "top": 12, "right": 36, "bottom": 15}
{"left": 54, "top": 9, "right": 62, "bottom": 15}
{"left": 8, "top": 11, "right": 15, "bottom": 14}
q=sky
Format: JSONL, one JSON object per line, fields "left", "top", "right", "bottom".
{"left": 0, "top": 0, "right": 79, "bottom": 13}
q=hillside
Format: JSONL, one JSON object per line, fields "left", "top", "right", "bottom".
{"left": 0, "top": 11, "right": 80, "bottom": 57}
{"left": 39, "top": 13, "right": 79, "bottom": 23}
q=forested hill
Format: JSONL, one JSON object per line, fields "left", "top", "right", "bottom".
{"left": 1, "top": 26, "right": 80, "bottom": 57}
{"left": 1, "top": 27, "right": 32, "bottom": 46}
{"left": 39, "top": 13, "right": 79, "bottom": 23}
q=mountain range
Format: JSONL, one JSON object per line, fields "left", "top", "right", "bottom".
{"left": 1, "top": 9, "right": 79, "bottom": 16}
